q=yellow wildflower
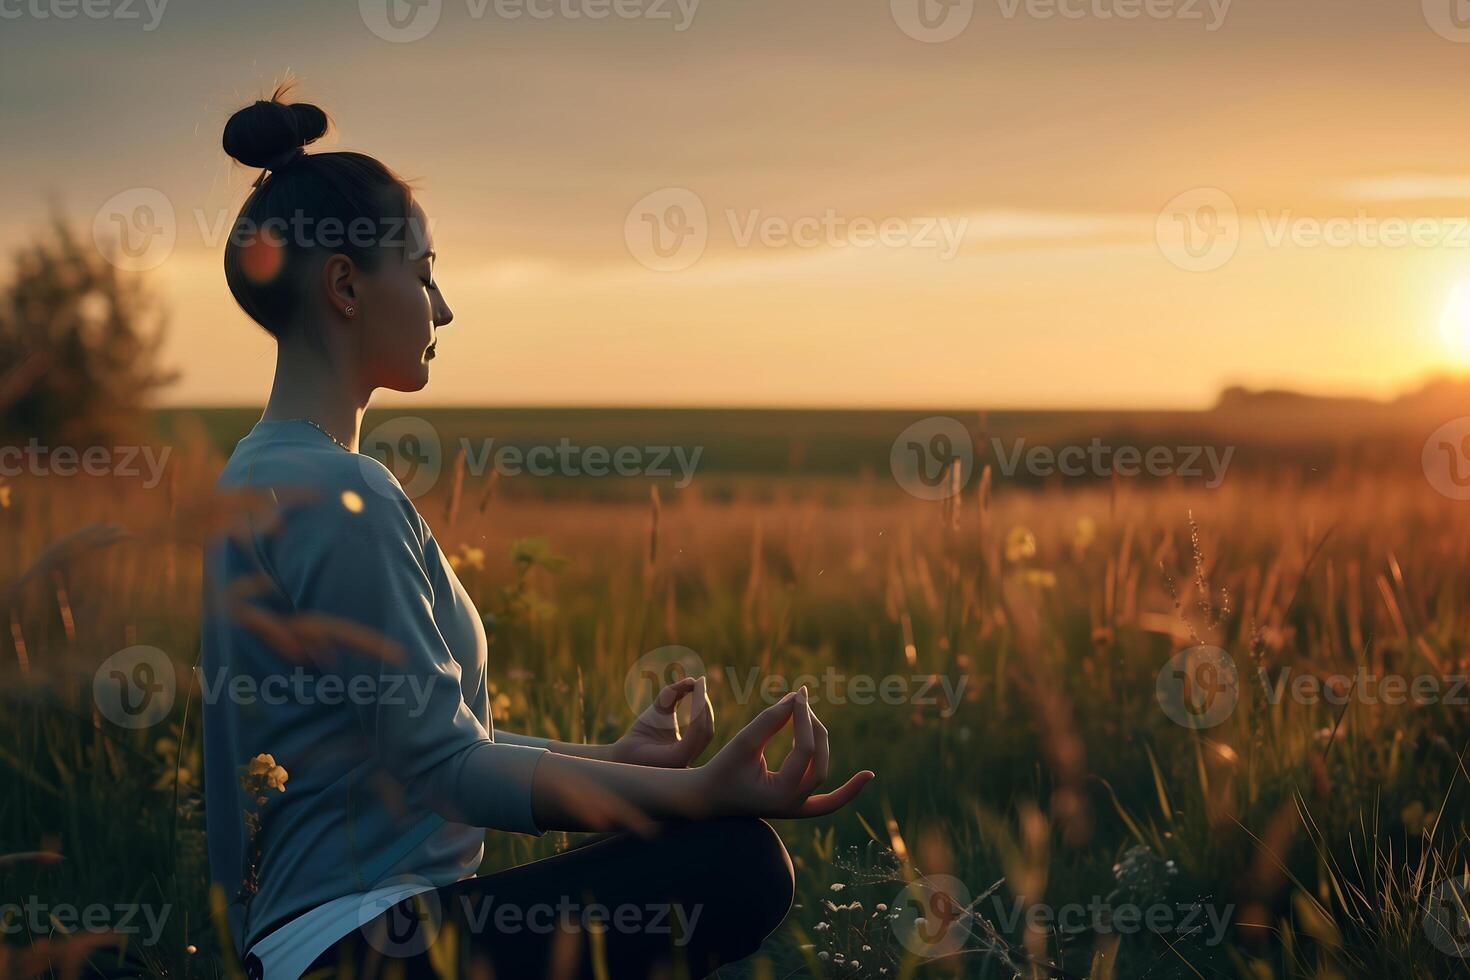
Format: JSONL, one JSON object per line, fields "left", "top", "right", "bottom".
{"left": 243, "top": 753, "right": 289, "bottom": 795}
{"left": 1072, "top": 515, "right": 1096, "bottom": 553}
{"left": 1005, "top": 526, "right": 1037, "bottom": 563}
{"left": 451, "top": 543, "right": 486, "bottom": 571}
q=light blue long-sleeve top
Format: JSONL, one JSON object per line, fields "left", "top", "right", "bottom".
{"left": 200, "top": 419, "right": 550, "bottom": 960}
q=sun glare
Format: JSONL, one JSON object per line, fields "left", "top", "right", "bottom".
{"left": 1440, "top": 279, "right": 1470, "bottom": 364}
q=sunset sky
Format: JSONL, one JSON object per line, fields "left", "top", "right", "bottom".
{"left": 5, "top": 0, "right": 1470, "bottom": 407}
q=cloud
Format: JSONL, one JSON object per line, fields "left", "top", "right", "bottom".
{"left": 463, "top": 208, "right": 1154, "bottom": 291}
{"left": 957, "top": 210, "right": 1148, "bottom": 246}
{"left": 1339, "top": 175, "right": 1470, "bottom": 202}
{"left": 463, "top": 260, "right": 561, "bottom": 290}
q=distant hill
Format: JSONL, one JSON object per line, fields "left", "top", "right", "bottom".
{"left": 1213, "top": 385, "right": 1382, "bottom": 414}
{"left": 1208, "top": 376, "right": 1470, "bottom": 439}
{"left": 1389, "top": 374, "right": 1470, "bottom": 415}
{"left": 1215, "top": 374, "right": 1470, "bottom": 415}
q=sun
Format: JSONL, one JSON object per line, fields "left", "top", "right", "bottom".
{"left": 1440, "top": 279, "right": 1470, "bottom": 364}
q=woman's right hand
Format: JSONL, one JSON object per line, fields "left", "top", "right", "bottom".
{"left": 695, "top": 686, "right": 874, "bottom": 819}
{"left": 529, "top": 685, "right": 873, "bottom": 833}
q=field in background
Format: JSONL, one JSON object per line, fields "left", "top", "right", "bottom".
{"left": 3, "top": 405, "right": 1470, "bottom": 979}
{"left": 152, "top": 393, "right": 1467, "bottom": 494}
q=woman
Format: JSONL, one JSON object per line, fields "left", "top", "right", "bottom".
{"left": 200, "top": 87, "right": 874, "bottom": 980}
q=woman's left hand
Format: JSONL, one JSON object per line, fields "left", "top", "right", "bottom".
{"left": 608, "top": 676, "right": 715, "bottom": 768}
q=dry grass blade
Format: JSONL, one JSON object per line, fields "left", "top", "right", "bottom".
{"left": 1, "top": 522, "right": 130, "bottom": 611}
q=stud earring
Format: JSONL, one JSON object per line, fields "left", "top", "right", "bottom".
{"left": 344, "top": 306, "right": 355, "bottom": 317}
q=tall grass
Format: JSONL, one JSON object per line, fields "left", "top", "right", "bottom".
{"left": 2, "top": 436, "right": 1468, "bottom": 979}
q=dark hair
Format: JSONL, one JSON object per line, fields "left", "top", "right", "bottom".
{"left": 221, "top": 83, "right": 420, "bottom": 337}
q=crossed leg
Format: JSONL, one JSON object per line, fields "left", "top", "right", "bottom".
{"left": 307, "top": 817, "right": 795, "bottom": 980}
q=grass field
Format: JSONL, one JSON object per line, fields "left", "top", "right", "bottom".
{"left": 3, "top": 407, "right": 1470, "bottom": 979}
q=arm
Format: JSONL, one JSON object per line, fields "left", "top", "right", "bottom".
{"left": 494, "top": 729, "right": 614, "bottom": 761}
{"left": 498, "top": 674, "right": 716, "bottom": 768}
{"left": 529, "top": 687, "right": 874, "bottom": 833}
{"left": 272, "top": 466, "right": 868, "bottom": 834}
{"left": 529, "top": 753, "right": 704, "bottom": 831}
{"left": 269, "top": 474, "right": 550, "bottom": 835}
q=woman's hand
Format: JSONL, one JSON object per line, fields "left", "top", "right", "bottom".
{"left": 607, "top": 676, "right": 715, "bottom": 768}
{"left": 528, "top": 685, "right": 873, "bottom": 833}
{"left": 695, "top": 686, "right": 874, "bottom": 819}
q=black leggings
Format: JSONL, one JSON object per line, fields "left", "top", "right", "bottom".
{"left": 303, "top": 818, "right": 795, "bottom": 979}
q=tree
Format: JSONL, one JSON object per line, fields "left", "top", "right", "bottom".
{"left": 0, "top": 216, "right": 177, "bottom": 444}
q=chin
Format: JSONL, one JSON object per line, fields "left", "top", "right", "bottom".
{"left": 384, "top": 367, "right": 431, "bottom": 393}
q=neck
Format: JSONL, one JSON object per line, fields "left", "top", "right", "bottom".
{"left": 261, "top": 336, "right": 368, "bottom": 452}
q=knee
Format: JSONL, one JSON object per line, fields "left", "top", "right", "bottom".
{"left": 700, "top": 818, "right": 795, "bottom": 949}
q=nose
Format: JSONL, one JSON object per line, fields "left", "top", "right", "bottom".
{"left": 432, "top": 287, "right": 453, "bottom": 329}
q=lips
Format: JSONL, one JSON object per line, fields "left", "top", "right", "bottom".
{"left": 425, "top": 341, "right": 437, "bottom": 360}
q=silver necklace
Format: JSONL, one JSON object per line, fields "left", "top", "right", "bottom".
{"left": 297, "top": 418, "right": 353, "bottom": 453}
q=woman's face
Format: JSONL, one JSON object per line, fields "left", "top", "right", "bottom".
{"left": 350, "top": 200, "right": 453, "bottom": 393}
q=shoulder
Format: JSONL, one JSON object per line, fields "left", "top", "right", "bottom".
{"left": 220, "top": 432, "right": 426, "bottom": 543}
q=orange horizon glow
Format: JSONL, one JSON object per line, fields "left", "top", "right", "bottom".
{"left": 6, "top": 1, "right": 1470, "bottom": 409}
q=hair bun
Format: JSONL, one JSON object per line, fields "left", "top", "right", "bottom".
{"left": 222, "top": 92, "right": 330, "bottom": 170}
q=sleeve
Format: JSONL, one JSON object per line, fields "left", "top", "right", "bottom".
{"left": 266, "top": 466, "right": 547, "bottom": 836}
{"left": 492, "top": 730, "right": 552, "bottom": 750}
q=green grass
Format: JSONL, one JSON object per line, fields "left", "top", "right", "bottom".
{"left": 2, "top": 412, "right": 1469, "bottom": 979}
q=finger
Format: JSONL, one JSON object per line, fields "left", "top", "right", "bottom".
{"left": 699, "top": 676, "right": 714, "bottom": 731}
{"left": 798, "top": 708, "right": 830, "bottom": 797}
{"left": 647, "top": 677, "right": 696, "bottom": 733}
{"left": 794, "top": 770, "right": 875, "bottom": 818}
{"left": 776, "top": 689, "right": 816, "bottom": 793}
{"left": 729, "top": 691, "right": 800, "bottom": 755}
{"left": 684, "top": 676, "right": 715, "bottom": 758}
{"left": 654, "top": 677, "right": 697, "bottom": 714}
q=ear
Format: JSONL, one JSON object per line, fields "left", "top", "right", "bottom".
{"left": 322, "top": 253, "right": 359, "bottom": 319}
